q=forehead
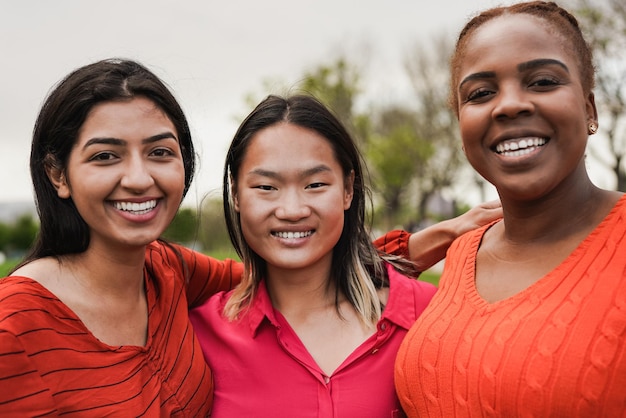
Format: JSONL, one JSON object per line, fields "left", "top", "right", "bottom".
{"left": 78, "top": 98, "right": 175, "bottom": 138}
{"left": 459, "top": 13, "right": 578, "bottom": 76}
{"left": 85, "top": 97, "right": 165, "bottom": 122}
{"left": 242, "top": 123, "right": 340, "bottom": 172}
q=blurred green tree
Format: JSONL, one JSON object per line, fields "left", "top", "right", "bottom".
{"left": 366, "top": 107, "right": 434, "bottom": 230}
{"left": 0, "top": 222, "right": 11, "bottom": 253}
{"left": 404, "top": 34, "right": 471, "bottom": 222}
{"left": 9, "top": 214, "right": 38, "bottom": 251}
{"left": 572, "top": 0, "right": 626, "bottom": 191}
{"left": 162, "top": 207, "right": 200, "bottom": 246}
{"left": 198, "top": 196, "right": 236, "bottom": 256}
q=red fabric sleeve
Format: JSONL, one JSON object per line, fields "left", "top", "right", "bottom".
{"left": 373, "top": 230, "right": 411, "bottom": 259}
{"left": 146, "top": 241, "right": 244, "bottom": 308}
{"left": 0, "top": 330, "right": 57, "bottom": 416}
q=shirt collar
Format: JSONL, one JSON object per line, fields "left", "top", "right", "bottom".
{"left": 245, "top": 262, "right": 420, "bottom": 336}
{"left": 246, "top": 280, "right": 279, "bottom": 337}
{"left": 381, "top": 262, "right": 420, "bottom": 330}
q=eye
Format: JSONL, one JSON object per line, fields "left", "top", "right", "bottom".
{"left": 306, "top": 182, "right": 327, "bottom": 189}
{"left": 254, "top": 185, "right": 275, "bottom": 191}
{"left": 89, "top": 151, "right": 117, "bottom": 162}
{"left": 529, "top": 76, "right": 561, "bottom": 90}
{"left": 465, "top": 87, "right": 494, "bottom": 103}
{"left": 150, "top": 147, "right": 176, "bottom": 157}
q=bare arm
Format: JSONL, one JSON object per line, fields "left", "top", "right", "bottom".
{"left": 374, "top": 200, "right": 502, "bottom": 272}
{"left": 407, "top": 200, "right": 502, "bottom": 271}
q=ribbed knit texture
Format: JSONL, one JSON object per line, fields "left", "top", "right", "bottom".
{"left": 395, "top": 195, "right": 626, "bottom": 417}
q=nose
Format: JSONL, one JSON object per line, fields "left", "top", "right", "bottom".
{"left": 120, "top": 155, "right": 155, "bottom": 192}
{"left": 492, "top": 83, "right": 534, "bottom": 120}
{"left": 274, "top": 189, "right": 311, "bottom": 221}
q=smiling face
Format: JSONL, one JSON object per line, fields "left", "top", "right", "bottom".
{"left": 50, "top": 97, "right": 185, "bottom": 251}
{"left": 233, "top": 122, "right": 353, "bottom": 277}
{"left": 456, "top": 13, "right": 597, "bottom": 202}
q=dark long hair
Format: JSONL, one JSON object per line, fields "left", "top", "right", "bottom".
{"left": 222, "top": 94, "right": 416, "bottom": 322}
{"left": 19, "top": 58, "right": 195, "bottom": 267}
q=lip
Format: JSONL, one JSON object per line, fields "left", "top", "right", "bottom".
{"left": 489, "top": 130, "right": 549, "bottom": 158}
{"left": 491, "top": 130, "right": 550, "bottom": 149}
{"left": 271, "top": 228, "right": 315, "bottom": 240}
{"left": 109, "top": 198, "right": 161, "bottom": 221}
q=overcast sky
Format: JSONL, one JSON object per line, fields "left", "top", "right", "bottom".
{"left": 1, "top": 0, "right": 529, "bottom": 207}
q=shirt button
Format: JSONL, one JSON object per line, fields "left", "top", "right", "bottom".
{"left": 324, "top": 376, "right": 330, "bottom": 384}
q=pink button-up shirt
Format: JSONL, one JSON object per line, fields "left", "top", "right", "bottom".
{"left": 190, "top": 263, "right": 436, "bottom": 418}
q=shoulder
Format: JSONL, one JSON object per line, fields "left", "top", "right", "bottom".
{"left": 612, "top": 193, "right": 626, "bottom": 215}
{"left": 386, "top": 263, "right": 436, "bottom": 294}
{"left": 193, "top": 290, "right": 232, "bottom": 314}
{"left": 7, "top": 257, "right": 60, "bottom": 288}
{"left": 385, "top": 263, "right": 437, "bottom": 311}
{"left": 189, "top": 290, "right": 256, "bottom": 343}
{"left": 145, "top": 240, "right": 182, "bottom": 264}
{"left": 145, "top": 240, "right": 196, "bottom": 275}
{"left": 382, "top": 265, "right": 436, "bottom": 326}
{"left": 145, "top": 240, "right": 229, "bottom": 273}
{"left": 450, "top": 220, "right": 495, "bottom": 257}
{"left": 0, "top": 275, "right": 52, "bottom": 304}
{"left": 0, "top": 276, "right": 60, "bottom": 335}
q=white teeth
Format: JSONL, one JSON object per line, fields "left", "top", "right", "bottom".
{"left": 114, "top": 200, "right": 157, "bottom": 214}
{"left": 496, "top": 137, "right": 546, "bottom": 155}
{"left": 274, "top": 231, "right": 313, "bottom": 239}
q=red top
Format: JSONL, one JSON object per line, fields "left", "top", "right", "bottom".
{"left": 190, "top": 263, "right": 436, "bottom": 418}
{"left": 0, "top": 241, "right": 243, "bottom": 417}
{"left": 395, "top": 195, "right": 626, "bottom": 417}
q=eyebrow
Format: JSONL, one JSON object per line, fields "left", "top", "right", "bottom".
{"left": 459, "top": 58, "right": 570, "bottom": 90}
{"left": 82, "top": 132, "right": 177, "bottom": 150}
{"left": 517, "top": 58, "right": 569, "bottom": 73}
{"left": 247, "top": 164, "right": 332, "bottom": 180}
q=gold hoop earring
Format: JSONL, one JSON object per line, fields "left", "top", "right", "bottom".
{"left": 588, "top": 122, "right": 598, "bottom": 135}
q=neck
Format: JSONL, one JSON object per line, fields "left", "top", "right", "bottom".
{"left": 265, "top": 261, "right": 340, "bottom": 316}
{"left": 63, "top": 241, "right": 147, "bottom": 299}
{"left": 499, "top": 184, "right": 620, "bottom": 247}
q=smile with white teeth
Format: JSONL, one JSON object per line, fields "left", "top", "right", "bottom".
{"left": 113, "top": 200, "right": 157, "bottom": 215}
{"left": 273, "top": 231, "right": 313, "bottom": 239}
{"left": 495, "top": 137, "right": 547, "bottom": 157}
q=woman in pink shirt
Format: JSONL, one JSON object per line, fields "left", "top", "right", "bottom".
{"left": 190, "top": 94, "right": 438, "bottom": 417}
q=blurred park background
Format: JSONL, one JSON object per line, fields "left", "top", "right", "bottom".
{"left": 1, "top": 0, "right": 624, "bottom": 281}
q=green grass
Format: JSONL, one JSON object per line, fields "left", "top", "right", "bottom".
{"left": 1, "top": 260, "right": 19, "bottom": 277}
{"left": 418, "top": 269, "right": 441, "bottom": 286}
{"left": 204, "top": 247, "right": 240, "bottom": 262}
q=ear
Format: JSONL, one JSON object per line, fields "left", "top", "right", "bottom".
{"left": 344, "top": 170, "right": 355, "bottom": 210}
{"left": 233, "top": 192, "right": 240, "bottom": 212}
{"left": 586, "top": 91, "right": 598, "bottom": 128}
{"left": 230, "top": 177, "right": 241, "bottom": 212}
{"left": 45, "top": 157, "right": 71, "bottom": 199}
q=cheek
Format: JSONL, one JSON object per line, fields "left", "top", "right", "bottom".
{"left": 164, "top": 163, "right": 187, "bottom": 198}
{"left": 459, "top": 108, "right": 481, "bottom": 140}
{"left": 236, "top": 197, "right": 265, "bottom": 240}
{"left": 239, "top": 210, "right": 267, "bottom": 257}
{"left": 322, "top": 194, "right": 347, "bottom": 229}
{"left": 459, "top": 123, "right": 477, "bottom": 159}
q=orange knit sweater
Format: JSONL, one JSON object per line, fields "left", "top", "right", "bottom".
{"left": 394, "top": 195, "right": 626, "bottom": 417}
